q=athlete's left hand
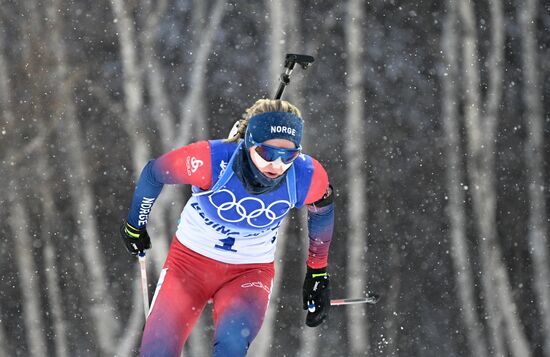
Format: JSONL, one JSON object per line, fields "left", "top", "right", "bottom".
{"left": 302, "top": 266, "right": 330, "bottom": 327}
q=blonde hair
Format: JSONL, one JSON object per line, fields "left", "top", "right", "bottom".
{"left": 225, "top": 99, "right": 302, "bottom": 143}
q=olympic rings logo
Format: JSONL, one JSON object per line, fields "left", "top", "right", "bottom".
{"left": 208, "top": 189, "right": 292, "bottom": 228}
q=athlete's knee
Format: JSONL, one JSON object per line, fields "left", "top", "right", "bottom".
{"left": 213, "top": 336, "right": 250, "bottom": 357}
{"left": 213, "top": 322, "right": 256, "bottom": 357}
{"left": 140, "top": 323, "right": 184, "bottom": 357}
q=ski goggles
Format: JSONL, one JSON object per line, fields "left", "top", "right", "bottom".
{"left": 253, "top": 142, "right": 302, "bottom": 164}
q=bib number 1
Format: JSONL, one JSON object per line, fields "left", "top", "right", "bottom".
{"left": 215, "top": 237, "right": 237, "bottom": 252}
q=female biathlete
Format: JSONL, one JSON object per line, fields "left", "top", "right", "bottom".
{"left": 120, "top": 99, "right": 335, "bottom": 356}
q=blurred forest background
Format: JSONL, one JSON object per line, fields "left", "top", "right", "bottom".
{"left": 1, "top": 0, "right": 550, "bottom": 356}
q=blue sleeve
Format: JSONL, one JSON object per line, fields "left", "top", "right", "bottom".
{"left": 306, "top": 202, "right": 334, "bottom": 268}
{"left": 126, "top": 160, "right": 164, "bottom": 228}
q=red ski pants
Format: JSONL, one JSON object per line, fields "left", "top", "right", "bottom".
{"left": 140, "top": 238, "right": 275, "bottom": 357}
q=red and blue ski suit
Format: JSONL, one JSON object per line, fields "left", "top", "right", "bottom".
{"left": 126, "top": 140, "right": 334, "bottom": 356}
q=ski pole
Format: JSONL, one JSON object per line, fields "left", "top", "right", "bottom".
{"left": 330, "top": 293, "right": 380, "bottom": 306}
{"left": 138, "top": 252, "right": 149, "bottom": 318}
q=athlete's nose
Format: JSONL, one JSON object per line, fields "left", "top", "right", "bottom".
{"left": 266, "top": 162, "right": 284, "bottom": 173}
{"left": 268, "top": 158, "right": 285, "bottom": 170}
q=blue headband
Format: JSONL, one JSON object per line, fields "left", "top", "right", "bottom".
{"left": 244, "top": 112, "right": 304, "bottom": 149}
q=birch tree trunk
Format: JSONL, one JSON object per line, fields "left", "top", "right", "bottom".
{"left": 176, "top": 0, "right": 226, "bottom": 147}
{"left": 269, "top": 0, "right": 284, "bottom": 88}
{"left": 47, "top": 1, "right": 119, "bottom": 353}
{"left": 2, "top": 9, "right": 47, "bottom": 354}
{"left": 441, "top": 2, "right": 488, "bottom": 356}
{"left": 43, "top": 242, "right": 69, "bottom": 357}
{"left": 7, "top": 190, "right": 48, "bottom": 356}
{"left": 487, "top": 2, "right": 530, "bottom": 355}
{"left": 0, "top": 318, "right": 7, "bottom": 357}
{"left": 457, "top": 1, "right": 505, "bottom": 354}
{"left": 35, "top": 75, "right": 69, "bottom": 357}
{"left": 519, "top": 1, "right": 550, "bottom": 356}
{"left": 458, "top": 0, "right": 531, "bottom": 355}
{"left": 142, "top": 0, "right": 175, "bottom": 150}
{"left": 344, "top": 0, "right": 369, "bottom": 354}
{"left": 110, "top": 0, "right": 149, "bottom": 174}
{"left": 384, "top": 243, "right": 402, "bottom": 356}
{"left": 36, "top": 140, "right": 70, "bottom": 357}
{"left": 29, "top": 7, "right": 71, "bottom": 357}
{"left": 0, "top": 17, "right": 11, "bottom": 356}
{"left": 140, "top": 0, "right": 175, "bottom": 152}
{"left": 0, "top": 15, "right": 12, "bottom": 129}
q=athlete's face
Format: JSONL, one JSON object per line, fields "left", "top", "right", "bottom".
{"left": 249, "top": 138, "right": 296, "bottom": 179}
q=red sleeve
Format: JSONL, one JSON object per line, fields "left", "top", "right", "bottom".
{"left": 304, "top": 159, "right": 329, "bottom": 205}
{"left": 152, "top": 141, "right": 212, "bottom": 190}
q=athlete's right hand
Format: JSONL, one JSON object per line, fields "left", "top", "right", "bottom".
{"left": 119, "top": 222, "right": 151, "bottom": 255}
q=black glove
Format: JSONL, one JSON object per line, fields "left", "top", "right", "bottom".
{"left": 119, "top": 222, "right": 151, "bottom": 255}
{"left": 302, "top": 266, "right": 330, "bottom": 327}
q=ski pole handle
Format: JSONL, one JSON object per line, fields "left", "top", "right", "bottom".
{"left": 138, "top": 252, "right": 149, "bottom": 318}
{"left": 330, "top": 293, "right": 380, "bottom": 306}
{"left": 274, "top": 53, "right": 314, "bottom": 99}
